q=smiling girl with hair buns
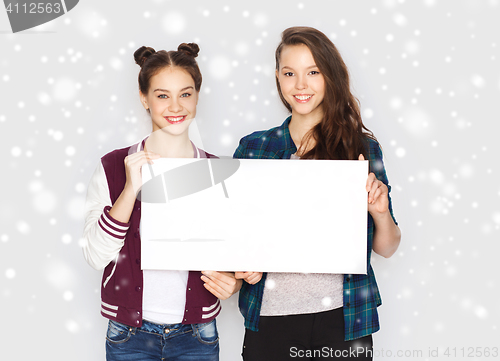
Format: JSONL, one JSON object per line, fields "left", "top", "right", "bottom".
{"left": 83, "top": 43, "right": 241, "bottom": 361}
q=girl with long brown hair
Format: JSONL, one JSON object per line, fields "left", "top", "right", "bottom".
{"left": 234, "top": 26, "right": 401, "bottom": 361}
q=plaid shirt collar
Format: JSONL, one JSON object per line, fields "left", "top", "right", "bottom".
{"left": 272, "top": 116, "right": 297, "bottom": 159}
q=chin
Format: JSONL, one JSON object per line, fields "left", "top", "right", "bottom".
{"left": 293, "top": 108, "right": 315, "bottom": 116}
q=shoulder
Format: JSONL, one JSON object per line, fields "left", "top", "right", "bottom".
{"left": 199, "top": 149, "right": 218, "bottom": 159}
{"left": 363, "top": 136, "right": 384, "bottom": 161}
{"left": 101, "top": 143, "right": 138, "bottom": 168}
{"left": 241, "top": 125, "right": 284, "bottom": 145}
{"left": 364, "top": 137, "right": 382, "bottom": 155}
{"left": 234, "top": 124, "right": 286, "bottom": 159}
{"left": 363, "top": 136, "right": 387, "bottom": 175}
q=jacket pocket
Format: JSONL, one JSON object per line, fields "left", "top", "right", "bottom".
{"left": 103, "top": 255, "right": 119, "bottom": 288}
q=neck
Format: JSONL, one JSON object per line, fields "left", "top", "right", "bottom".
{"left": 288, "top": 111, "right": 322, "bottom": 153}
{"left": 145, "top": 130, "right": 194, "bottom": 158}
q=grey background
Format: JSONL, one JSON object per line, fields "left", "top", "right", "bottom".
{"left": 0, "top": 0, "right": 498, "bottom": 360}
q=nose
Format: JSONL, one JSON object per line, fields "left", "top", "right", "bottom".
{"left": 295, "top": 74, "right": 307, "bottom": 90}
{"left": 168, "top": 98, "right": 182, "bottom": 113}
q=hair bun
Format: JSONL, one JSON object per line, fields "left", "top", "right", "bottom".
{"left": 177, "top": 43, "right": 200, "bottom": 58}
{"left": 134, "top": 46, "right": 156, "bottom": 67}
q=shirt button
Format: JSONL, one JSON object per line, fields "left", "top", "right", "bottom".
{"left": 346, "top": 277, "right": 351, "bottom": 282}
{"left": 188, "top": 288, "right": 191, "bottom": 291}
{"left": 346, "top": 302, "right": 351, "bottom": 307}
{"left": 135, "top": 286, "right": 141, "bottom": 292}
{"left": 136, "top": 320, "right": 140, "bottom": 324}
{"left": 136, "top": 259, "right": 140, "bottom": 265}
{"left": 137, "top": 311, "right": 140, "bottom": 315}
{"left": 134, "top": 231, "right": 139, "bottom": 238}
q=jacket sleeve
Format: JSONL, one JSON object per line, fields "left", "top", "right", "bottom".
{"left": 82, "top": 161, "right": 131, "bottom": 270}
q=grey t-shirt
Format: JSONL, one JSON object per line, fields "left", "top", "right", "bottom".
{"left": 260, "top": 272, "right": 344, "bottom": 316}
{"left": 260, "top": 153, "right": 344, "bottom": 316}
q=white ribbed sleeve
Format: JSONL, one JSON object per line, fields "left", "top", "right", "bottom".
{"left": 82, "top": 162, "right": 130, "bottom": 271}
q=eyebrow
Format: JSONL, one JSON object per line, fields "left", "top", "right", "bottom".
{"left": 153, "top": 86, "right": 194, "bottom": 92}
{"left": 281, "top": 65, "right": 318, "bottom": 71}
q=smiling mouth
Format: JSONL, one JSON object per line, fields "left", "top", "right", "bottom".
{"left": 165, "top": 116, "right": 186, "bottom": 124}
{"left": 293, "top": 95, "right": 313, "bottom": 103}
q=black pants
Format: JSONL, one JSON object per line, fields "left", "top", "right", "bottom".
{"left": 242, "top": 308, "right": 373, "bottom": 361}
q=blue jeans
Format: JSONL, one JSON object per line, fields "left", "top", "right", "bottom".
{"left": 106, "top": 318, "right": 219, "bottom": 361}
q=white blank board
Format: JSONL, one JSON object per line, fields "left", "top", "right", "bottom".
{"left": 140, "top": 158, "right": 368, "bottom": 274}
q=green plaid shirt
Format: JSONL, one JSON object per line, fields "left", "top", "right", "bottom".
{"left": 233, "top": 116, "right": 398, "bottom": 341}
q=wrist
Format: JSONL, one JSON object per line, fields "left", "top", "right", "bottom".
{"left": 235, "top": 279, "right": 243, "bottom": 292}
{"left": 122, "top": 182, "right": 139, "bottom": 201}
{"left": 369, "top": 208, "right": 391, "bottom": 223}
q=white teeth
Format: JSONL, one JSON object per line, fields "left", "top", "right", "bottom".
{"left": 294, "top": 95, "right": 312, "bottom": 100}
{"left": 167, "top": 116, "right": 184, "bottom": 122}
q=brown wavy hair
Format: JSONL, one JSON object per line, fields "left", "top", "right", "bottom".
{"left": 275, "top": 27, "right": 377, "bottom": 160}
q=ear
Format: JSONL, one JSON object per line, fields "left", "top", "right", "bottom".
{"left": 139, "top": 92, "right": 149, "bottom": 110}
{"left": 275, "top": 69, "right": 279, "bottom": 80}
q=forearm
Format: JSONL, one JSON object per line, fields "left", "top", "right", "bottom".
{"left": 83, "top": 163, "right": 130, "bottom": 270}
{"left": 108, "top": 184, "right": 136, "bottom": 224}
{"left": 371, "top": 211, "right": 401, "bottom": 258}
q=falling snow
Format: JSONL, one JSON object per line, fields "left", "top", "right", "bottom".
{"left": 52, "top": 78, "right": 78, "bottom": 102}
{"left": 209, "top": 56, "right": 232, "bottom": 80}
{"left": 65, "top": 319, "right": 80, "bottom": 333}
{"left": 61, "top": 234, "right": 72, "bottom": 244}
{"left": 162, "top": 12, "right": 186, "bottom": 34}
{"left": 63, "top": 291, "right": 74, "bottom": 301}
{"left": 5, "top": 268, "right": 16, "bottom": 279}
{"left": 0, "top": 2, "right": 498, "bottom": 361}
